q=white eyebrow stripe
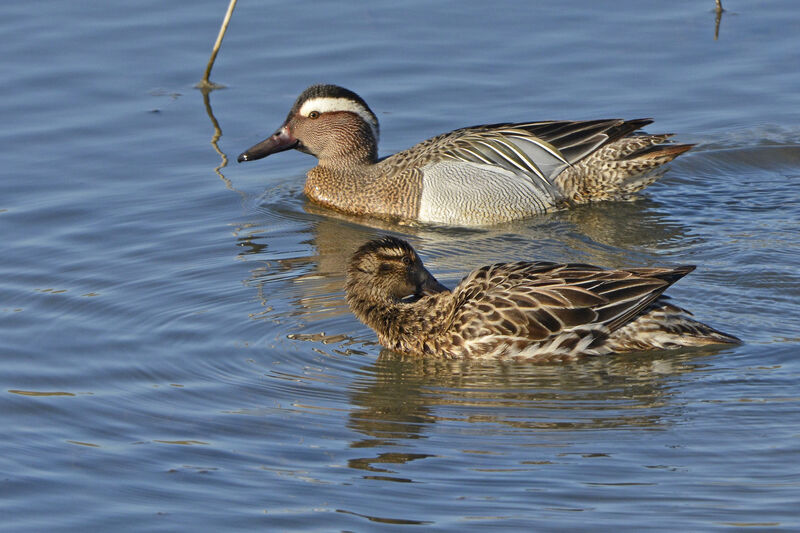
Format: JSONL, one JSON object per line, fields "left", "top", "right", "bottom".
{"left": 299, "top": 97, "right": 380, "bottom": 141}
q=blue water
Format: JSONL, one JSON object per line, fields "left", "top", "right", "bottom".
{"left": 2, "top": 1, "right": 799, "bottom": 530}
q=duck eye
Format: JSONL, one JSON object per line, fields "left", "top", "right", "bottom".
{"left": 402, "top": 256, "right": 412, "bottom": 266}
{"left": 308, "top": 111, "right": 320, "bottom": 119}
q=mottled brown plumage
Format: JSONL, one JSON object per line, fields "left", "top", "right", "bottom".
{"left": 345, "top": 237, "right": 741, "bottom": 360}
{"left": 238, "top": 84, "right": 693, "bottom": 226}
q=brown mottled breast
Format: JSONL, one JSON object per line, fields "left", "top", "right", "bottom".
{"left": 303, "top": 127, "right": 509, "bottom": 221}
{"left": 305, "top": 164, "right": 423, "bottom": 221}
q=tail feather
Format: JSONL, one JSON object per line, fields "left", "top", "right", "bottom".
{"left": 625, "top": 265, "right": 696, "bottom": 285}
{"left": 605, "top": 301, "right": 742, "bottom": 352}
{"left": 626, "top": 142, "right": 694, "bottom": 161}
{"left": 554, "top": 125, "right": 694, "bottom": 204}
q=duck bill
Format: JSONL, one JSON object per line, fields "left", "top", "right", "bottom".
{"left": 417, "top": 270, "right": 449, "bottom": 296}
{"left": 237, "top": 126, "right": 298, "bottom": 162}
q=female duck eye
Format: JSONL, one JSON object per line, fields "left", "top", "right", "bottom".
{"left": 308, "top": 111, "right": 320, "bottom": 119}
{"left": 402, "top": 256, "right": 412, "bottom": 266}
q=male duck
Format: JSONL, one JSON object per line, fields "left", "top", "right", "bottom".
{"left": 345, "top": 237, "right": 740, "bottom": 360}
{"left": 239, "top": 84, "right": 693, "bottom": 226}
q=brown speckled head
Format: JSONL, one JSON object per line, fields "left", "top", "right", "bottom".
{"left": 346, "top": 236, "right": 448, "bottom": 302}
{"left": 286, "top": 84, "right": 379, "bottom": 140}
{"left": 238, "top": 84, "right": 379, "bottom": 165}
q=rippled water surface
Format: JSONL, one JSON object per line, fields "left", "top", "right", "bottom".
{"left": 2, "top": 1, "right": 799, "bottom": 530}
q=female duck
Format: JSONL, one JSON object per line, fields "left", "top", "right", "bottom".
{"left": 345, "top": 237, "right": 740, "bottom": 360}
{"left": 238, "top": 84, "right": 692, "bottom": 226}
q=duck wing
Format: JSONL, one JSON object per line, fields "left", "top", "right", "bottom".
{"left": 383, "top": 120, "right": 654, "bottom": 224}
{"left": 391, "top": 119, "right": 653, "bottom": 187}
{"left": 449, "top": 262, "right": 691, "bottom": 346}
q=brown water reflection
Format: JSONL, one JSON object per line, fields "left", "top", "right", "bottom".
{"left": 341, "top": 347, "right": 724, "bottom": 479}
{"left": 236, "top": 195, "right": 689, "bottom": 329}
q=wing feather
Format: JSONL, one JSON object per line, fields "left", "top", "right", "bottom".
{"left": 386, "top": 119, "right": 655, "bottom": 190}
{"left": 449, "top": 262, "right": 691, "bottom": 348}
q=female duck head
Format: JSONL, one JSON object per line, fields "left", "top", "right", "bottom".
{"left": 346, "top": 236, "right": 448, "bottom": 302}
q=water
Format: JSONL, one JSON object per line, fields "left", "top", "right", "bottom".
{"left": 1, "top": 0, "right": 799, "bottom": 530}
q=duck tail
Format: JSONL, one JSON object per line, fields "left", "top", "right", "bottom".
{"left": 554, "top": 122, "right": 694, "bottom": 204}
{"left": 605, "top": 302, "right": 742, "bottom": 352}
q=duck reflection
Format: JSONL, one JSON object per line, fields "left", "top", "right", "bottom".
{"left": 341, "top": 346, "right": 725, "bottom": 479}
{"left": 235, "top": 194, "right": 689, "bottom": 331}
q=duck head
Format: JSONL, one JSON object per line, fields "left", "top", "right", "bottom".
{"left": 238, "top": 84, "right": 380, "bottom": 165}
{"left": 346, "top": 236, "right": 449, "bottom": 303}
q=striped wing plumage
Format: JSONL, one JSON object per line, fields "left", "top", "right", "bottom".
{"left": 446, "top": 261, "right": 689, "bottom": 356}
{"left": 390, "top": 119, "right": 653, "bottom": 187}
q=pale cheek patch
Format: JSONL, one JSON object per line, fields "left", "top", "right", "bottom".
{"left": 299, "top": 97, "right": 379, "bottom": 141}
